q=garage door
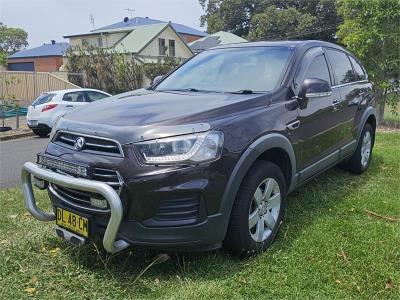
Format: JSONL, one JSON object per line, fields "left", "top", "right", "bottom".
{"left": 8, "top": 62, "right": 35, "bottom": 71}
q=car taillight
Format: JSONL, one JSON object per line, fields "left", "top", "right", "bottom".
{"left": 41, "top": 104, "right": 57, "bottom": 112}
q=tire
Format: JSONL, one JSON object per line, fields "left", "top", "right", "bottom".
{"left": 342, "top": 123, "right": 375, "bottom": 174}
{"left": 32, "top": 129, "right": 50, "bottom": 138}
{"left": 223, "top": 161, "right": 287, "bottom": 256}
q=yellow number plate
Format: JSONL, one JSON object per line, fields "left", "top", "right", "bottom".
{"left": 56, "top": 208, "right": 89, "bottom": 238}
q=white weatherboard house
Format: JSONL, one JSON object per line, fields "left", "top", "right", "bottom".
{"left": 64, "top": 21, "right": 195, "bottom": 63}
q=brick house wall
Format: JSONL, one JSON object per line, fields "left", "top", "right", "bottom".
{"left": 7, "top": 56, "right": 64, "bottom": 72}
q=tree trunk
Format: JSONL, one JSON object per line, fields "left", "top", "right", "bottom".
{"left": 16, "top": 110, "right": 20, "bottom": 129}
{"left": 375, "top": 88, "right": 385, "bottom": 125}
{"left": 376, "top": 101, "right": 385, "bottom": 125}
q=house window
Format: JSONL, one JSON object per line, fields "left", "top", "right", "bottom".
{"left": 158, "top": 38, "right": 166, "bottom": 56}
{"left": 97, "top": 37, "right": 103, "bottom": 47}
{"left": 82, "top": 39, "right": 89, "bottom": 47}
{"left": 169, "top": 40, "right": 176, "bottom": 57}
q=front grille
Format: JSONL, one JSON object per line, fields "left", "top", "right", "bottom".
{"left": 53, "top": 131, "right": 123, "bottom": 157}
{"left": 50, "top": 168, "right": 122, "bottom": 213}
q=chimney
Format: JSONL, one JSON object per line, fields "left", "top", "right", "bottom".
{"left": 124, "top": 17, "right": 129, "bottom": 23}
{"left": 51, "top": 40, "right": 56, "bottom": 45}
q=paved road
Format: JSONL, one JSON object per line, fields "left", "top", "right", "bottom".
{"left": 0, "top": 136, "right": 49, "bottom": 189}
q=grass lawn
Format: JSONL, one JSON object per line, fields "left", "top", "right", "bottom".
{"left": 0, "top": 132, "right": 399, "bottom": 299}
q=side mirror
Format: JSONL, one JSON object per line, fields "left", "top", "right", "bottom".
{"left": 297, "top": 78, "right": 332, "bottom": 109}
{"left": 152, "top": 75, "right": 164, "bottom": 86}
{"left": 299, "top": 78, "right": 332, "bottom": 99}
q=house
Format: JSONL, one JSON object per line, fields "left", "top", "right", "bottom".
{"left": 64, "top": 22, "right": 194, "bottom": 62}
{"left": 189, "top": 31, "right": 247, "bottom": 53}
{"left": 7, "top": 41, "right": 69, "bottom": 72}
{"left": 91, "top": 16, "right": 207, "bottom": 43}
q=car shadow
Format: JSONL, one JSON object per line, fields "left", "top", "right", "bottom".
{"left": 55, "top": 154, "right": 385, "bottom": 285}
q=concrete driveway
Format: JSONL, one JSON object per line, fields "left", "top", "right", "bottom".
{"left": 0, "top": 136, "right": 49, "bottom": 189}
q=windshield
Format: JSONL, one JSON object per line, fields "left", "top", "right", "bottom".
{"left": 32, "top": 93, "right": 56, "bottom": 106}
{"left": 156, "top": 46, "right": 293, "bottom": 93}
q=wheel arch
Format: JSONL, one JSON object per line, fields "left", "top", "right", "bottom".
{"left": 358, "top": 106, "right": 376, "bottom": 142}
{"left": 219, "top": 133, "right": 296, "bottom": 237}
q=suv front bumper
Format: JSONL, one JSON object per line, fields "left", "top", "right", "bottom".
{"left": 21, "top": 162, "right": 129, "bottom": 253}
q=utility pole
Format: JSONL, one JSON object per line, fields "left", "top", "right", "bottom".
{"left": 124, "top": 8, "right": 135, "bottom": 18}
{"left": 90, "top": 14, "right": 95, "bottom": 30}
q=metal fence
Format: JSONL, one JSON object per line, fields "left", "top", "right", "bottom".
{"left": 0, "top": 71, "right": 82, "bottom": 106}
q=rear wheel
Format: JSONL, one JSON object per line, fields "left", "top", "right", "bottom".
{"left": 223, "top": 161, "right": 287, "bottom": 256}
{"left": 32, "top": 129, "right": 50, "bottom": 138}
{"left": 342, "top": 123, "right": 374, "bottom": 173}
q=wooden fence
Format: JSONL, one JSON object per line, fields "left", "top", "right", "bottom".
{"left": 0, "top": 71, "right": 81, "bottom": 106}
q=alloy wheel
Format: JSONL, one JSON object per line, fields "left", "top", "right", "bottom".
{"left": 361, "top": 131, "right": 372, "bottom": 167}
{"left": 248, "top": 178, "right": 281, "bottom": 242}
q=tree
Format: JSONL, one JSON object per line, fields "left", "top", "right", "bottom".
{"left": 0, "top": 24, "right": 28, "bottom": 54}
{"left": 248, "top": 6, "right": 318, "bottom": 40}
{"left": 337, "top": 0, "right": 400, "bottom": 124}
{"left": 199, "top": 0, "right": 266, "bottom": 37}
{"left": 0, "top": 51, "right": 6, "bottom": 65}
{"left": 199, "top": 0, "right": 340, "bottom": 41}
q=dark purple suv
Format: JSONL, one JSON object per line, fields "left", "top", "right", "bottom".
{"left": 22, "top": 40, "right": 376, "bottom": 255}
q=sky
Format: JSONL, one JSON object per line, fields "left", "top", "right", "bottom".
{"left": 0, "top": 0, "right": 205, "bottom": 48}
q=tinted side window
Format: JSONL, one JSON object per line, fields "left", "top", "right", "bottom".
{"left": 86, "top": 91, "right": 109, "bottom": 102}
{"left": 326, "top": 49, "right": 354, "bottom": 85}
{"left": 349, "top": 56, "right": 366, "bottom": 81}
{"left": 62, "top": 91, "right": 86, "bottom": 102}
{"left": 304, "top": 55, "right": 331, "bottom": 84}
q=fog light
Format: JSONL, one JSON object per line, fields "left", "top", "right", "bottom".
{"left": 90, "top": 197, "right": 108, "bottom": 209}
{"left": 33, "top": 176, "right": 48, "bottom": 190}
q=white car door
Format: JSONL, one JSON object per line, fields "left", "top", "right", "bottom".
{"left": 58, "top": 91, "right": 88, "bottom": 113}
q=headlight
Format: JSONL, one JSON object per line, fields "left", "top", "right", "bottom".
{"left": 134, "top": 131, "right": 224, "bottom": 165}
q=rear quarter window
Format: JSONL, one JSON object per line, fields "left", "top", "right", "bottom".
{"left": 349, "top": 56, "right": 366, "bottom": 81}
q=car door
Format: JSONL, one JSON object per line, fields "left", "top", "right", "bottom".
{"left": 324, "top": 48, "right": 371, "bottom": 158}
{"left": 59, "top": 91, "right": 88, "bottom": 112}
{"left": 294, "top": 47, "right": 343, "bottom": 175}
{"left": 325, "top": 49, "right": 373, "bottom": 158}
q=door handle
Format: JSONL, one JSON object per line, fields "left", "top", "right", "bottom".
{"left": 66, "top": 105, "right": 74, "bottom": 108}
{"left": 287, "top": 120, "right": 300, "bottom": 130}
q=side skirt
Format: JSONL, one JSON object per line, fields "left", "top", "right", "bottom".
{"left": 291, "top": 140, "right": 357, "bottom": 191}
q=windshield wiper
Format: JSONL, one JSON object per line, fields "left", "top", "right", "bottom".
{"left": 231, "top": 89, "right": 267, "bottom": 94}
{"left": 160, "top": 88, "right": 224, "bottom": 93}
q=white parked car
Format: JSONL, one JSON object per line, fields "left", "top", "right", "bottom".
{"left": 26, "top": 89, "right": 111, "bottom": 137}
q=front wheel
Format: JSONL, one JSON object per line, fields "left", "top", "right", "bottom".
{"left": 342, "top": 123, "right": 375, "bottom": 173}
{"left": 223, "top": 161, "right": 287, "bottom": 256}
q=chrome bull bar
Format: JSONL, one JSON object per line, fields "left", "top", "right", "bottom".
{"left": 21, "top": 162, "right": 129, "bottom": 253}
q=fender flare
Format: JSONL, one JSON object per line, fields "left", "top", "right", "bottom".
{"left": 218, "top": 133, "right": 296, "bottom": 236}
{"left": 357, "top": 106, "right": 376, "bottom": 142}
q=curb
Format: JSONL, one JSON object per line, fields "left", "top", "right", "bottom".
{"left": 0, "top": 131, "right": 35, "bottom": 142}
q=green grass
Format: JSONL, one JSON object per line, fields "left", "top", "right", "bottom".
{"left": 1, "top": 132, "right": 399, "bottom": 299}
